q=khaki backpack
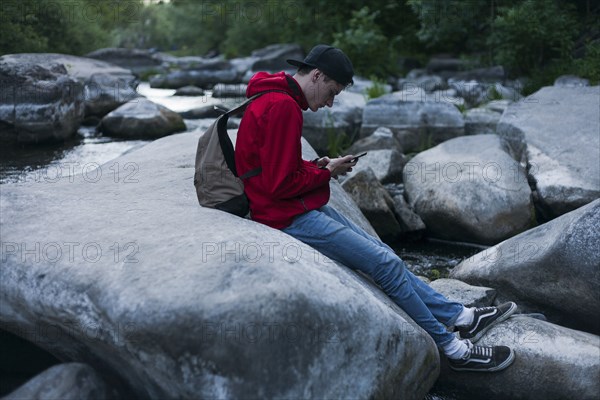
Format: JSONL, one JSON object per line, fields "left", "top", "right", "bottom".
{"left": 193, "top": 90, "right": 286, "bottom": 217}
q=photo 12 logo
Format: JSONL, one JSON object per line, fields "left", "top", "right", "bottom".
{"left": 17, "top": 161, "right": 140, "bottom": 184}
{"left": 1, "top": 241, "right": 139, "bottom": 265}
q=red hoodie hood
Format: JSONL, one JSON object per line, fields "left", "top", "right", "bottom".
{"left": 246, "top": 71, "right": 309, "bottom": 111}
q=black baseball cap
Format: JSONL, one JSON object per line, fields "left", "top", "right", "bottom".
{"left": 287, "top": 44, "right": 354, "bottom": 87}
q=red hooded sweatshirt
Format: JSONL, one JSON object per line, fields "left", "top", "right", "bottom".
{"left": 235, "top": 71, "right": 331, "bottom": 229}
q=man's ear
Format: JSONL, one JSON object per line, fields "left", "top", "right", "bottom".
{"left": 312, "top": 69, "right": 322, "bottom": 82}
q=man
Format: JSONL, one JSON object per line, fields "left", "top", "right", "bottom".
{"left": 235, "top": 44, "right": 516, "bottom": 372}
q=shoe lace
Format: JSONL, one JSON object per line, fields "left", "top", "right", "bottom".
{"left": 475, "top": 306, "right": 495, "bottom": 313}
{"left": 469, "top": 345, "right": 493, "bottom": 358}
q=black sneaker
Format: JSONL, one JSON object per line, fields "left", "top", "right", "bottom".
{"left": 448, "top": 341, "right": 515, "bottom": 372}
{"left": 457, "top": 302, "right": 517, "bottom": 342}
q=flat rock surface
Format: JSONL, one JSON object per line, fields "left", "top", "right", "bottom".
{"left": 497, "top": 86, "right": 600, "bottom": 217}
{"left": 1, "top": 130, "right": 438, "bottom": 399}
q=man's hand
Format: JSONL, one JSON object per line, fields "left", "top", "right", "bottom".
{"left": 325, "top": 155, "right": 357, "bottom": 179}
{"left": 315, "top": 156, "right": 331, "bottom": 168}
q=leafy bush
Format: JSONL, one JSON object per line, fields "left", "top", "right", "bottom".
{"left": 574, "top": 42, "right": 600, "bottom": 85}
{"left": 332, "top": 7, "right": 398, "bottom": 78}
{"left": 364, "top": 76, "right": 388, "bottom": 100}
{"left": 0, "top": 0, "right": 138, "bottom": 56}
{"left": 407, "top": 0, "right": 499, "bottom": 54}
{"left": 487, "top": 0, "right": 579, "bottom": 77}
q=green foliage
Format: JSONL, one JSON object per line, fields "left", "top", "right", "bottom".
{"left": 0, "top": 0, "right": 142, "bottom": 56}
{"left": 407, "top": 0, "right": 503, "bottom": 55}
{"left": 364, "top": 76, "right": 388, "bottom": 100}
{"left": 324, "top": 114, "right": 355, "bottom": 156}
{"left": 1, "top": 0, "right": 596, "bottom": 98}
{"left": 332, "top": 7, "right": 397, "bottom": 78}
{"left": 488, "top": 0, "right": 579, "bottom": 76}
{"left": 574, "top": 42, "right": 600, "bottom": 85}
{"left": 428, "top": 268, "right": 441, "bottom": 281}
{"left": 327, "top": 131, "right": 354, "bottom": 158}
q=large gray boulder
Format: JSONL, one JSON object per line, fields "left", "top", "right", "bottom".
{"left": 448, "top": 80, "right": 521, "bottom": 108}
{"left": 435, "top": 316, "right": 600, "bottom": 400}
{"left": 346, "top": 76, "right": 393, "bottom": 96}
{"left": 425, "top": 57, "right": 468, "bottom": 78}
{"left": 100, "top": 98, "right": 186, "bottom": 138}
{"left": 341, "top": 168, "right": 403, "bottom": 240}
{"left": 497, "top": 86, "right": 600, "bottom": 218}
{"left": 451, "top": 199, "right": 600, "bottom": 333}
{"left": 0, "top": 131, "right": 439, "bottom": 399}
{"left": 449, "top": 65, "right": 506, "bottom": 83}
{"left": 0, "top": 56, "right": 85, "bottom": 143}
{"left": 211, "top": 83, "right": 247, "bottom": 98}
{"left": 360, "top": 92, "right": 464, "bottom": 153}
{"left": 403, "top": 134, "right": 534, "bottom": 245}
{"left": 250, "top": 43, "right": 304, "bottom": 72}
{"left": 343, "top": 149, "right": 406, "bottom": 184}
{"left": 149, "top": 59, "right": 241, "bottom": 89}
{"left": 0, "top": 53, "right": 138, "bottom": 120}
{"left": 346, "top": 126, "right": 403, "bottom": 154}
{"left": 174, "top": 85, "right": 205, "bottom": 96}
{"left": 3, "top": 363, "right": 116, "bottom": 400}
{"left": 85, "top": 47, "right": 164, "bottom": 77}
{"left": 234, "top": 43, "right": 303, "bottom": 82}
{"left": 428, "top": 279, "right": 496, "bottom": 308}
{"left": 464, "top": 107, "right": 502, "bottom": 135}
{"left": 553, "top": 75, "right": 589, "bottom": 87}
{"left": 390, "top": 195, "right": 426, "bottom": 237}
{"left": 302, "top": 91, "right": 365, "bottom": 155}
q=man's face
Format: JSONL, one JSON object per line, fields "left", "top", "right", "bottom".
{"left": 306, "top": 70, "right": 345, "bottom": 112}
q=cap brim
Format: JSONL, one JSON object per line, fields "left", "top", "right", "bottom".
{"left": 286, "top": 59, "right": 316, "bottom": 69}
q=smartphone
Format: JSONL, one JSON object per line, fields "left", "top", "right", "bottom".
{"left": 350, "top": 152, "right": 367, "bottom": 163}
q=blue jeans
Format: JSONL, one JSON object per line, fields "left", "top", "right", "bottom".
{"left": 282, "top": 205, "right": 463, "bottom": 346}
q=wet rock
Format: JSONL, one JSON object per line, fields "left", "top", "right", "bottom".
{"left": 464, "top": 107, "right": 502, "bottom": 135}
{"left": 391, "top": 195, "right": 426, "bottom": 237}
{"left": 342, "top": 168, "right": 402, "bottom": 240}
{"left": 302, "top": 91, "right": 365, "bottom": 155}
{"left": 149, "top": 59, "right": 241, "bottom": 89}
{"left": 451, "top": 199, "right": 600, "bottom": 334}
{"left": 250, "top": 43, "right": 304, "bottom": 72}
{"left": 360, "top": 92, "right": 464, "bottom": 153}
{"left": 0, "top": 53, "right": 138, "bottom": 119}
{"left": 436, "top": 316, "right": 600, "bottom": 400}
{"left": 426, "top": 57, "right": 468, "bottom": 78}
{"left": 497, "top": 86, "right": 600, "bottom": 218}
{"left": 346, "top": 127, "right": 403, "bottom": 154}
{"left": 343, "top": 149, "right": 406, "bottom": 184}
{"left": 554, "top": 75, "right": 589, "bottom": 87}
{"left": 85, "top": 47, "right": 164, "bottom": 77}
{"left": 3, "top": 363, "right": 116, "bottom": 400}
{"left": 211, "top": 83, "right": 247, "bottom": 98}
{"left": 403, "top": 134, "right": 534, "bottom": 245}
{"left": 174, "top": 85, "right": 205, "bottom": 96}
{"left": 449, "top": 66, "right": 505, "bottom": 83}
{"left": 483, "top": 100, "right": 512, "bottom": 114}
{"left": 346, "top": 76, "right": 393, "bottom": 96}
{"left": 0, "top": 56, "right": 85, "bottom": 143}
{"left": 428, "top": 278, "right": 496, "bottom": 308}
{"left": 179, "top": 104, "right": 227, "bottom": 120}
{"left": 0, "top": 132, "right": 438, "bottom": 399}
{"left": 100, "top": 98, "right": 186, "bottom": 138}
{"left": 397, "top": 75, "right": 446, "bottom": 93}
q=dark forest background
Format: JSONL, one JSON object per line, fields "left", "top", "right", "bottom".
{"left": 2, "top": 0, "right": 598, "bottom": 93}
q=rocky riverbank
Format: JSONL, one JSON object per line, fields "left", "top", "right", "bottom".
{"left": 1, "top": 43, "right": 598, "bottom": 399}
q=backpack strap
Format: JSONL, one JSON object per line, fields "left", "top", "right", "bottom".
{"left": 239, "top": 167, "right": 262, "bottom": 180}
{"left": 218, "top": 90, "right": 289, "bottom": 178}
